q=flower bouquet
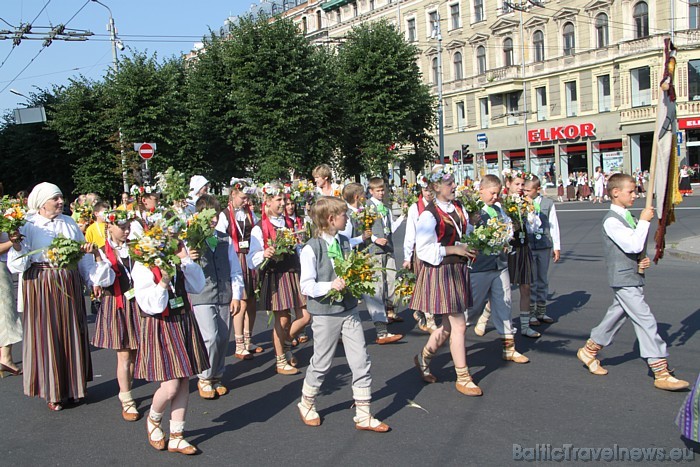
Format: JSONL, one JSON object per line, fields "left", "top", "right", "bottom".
{"left": 180, "top": 208, "right": 217, "bottom": 254}
{"left": 455, "top": 186, "right": 483, "bottom": 214}
{"left": 74, "top": 203, "right": 94, "bottom": 227}
{"left": 393, "top": 269, "right": 416, "bottom": 306}
{"left": 501, "top": 194, "right": 534, "bottom": 229}
{"left": 259, "top": 227, "right": 298, "bottom": 270}
{"left": 292, "top": 180, "right": 318, "bottom": 210}
{"left": 0, "top": 196, "right": 28, "bottom": 234}
{"left": 325, "top": 249, "right": 376, "bottom": 302}
{"left": 128, "top": 222, "right": 181, "bottom": 276}
{"left": 155, "top": 167, "right": 189, "bottom": 206}
{"left": 460, "top": 217, "right": 513, "bottom": 259}
{"left": 352, "top": 204, "right": 379, "bottom": 232}
{"left": 45, "top": 235, "right": 86, "bottom": 270}
{"left": 394, "top": 186, "right": 418, "bottom": 216}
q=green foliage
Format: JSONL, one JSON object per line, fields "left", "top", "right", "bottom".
{"left": 154, "top": 167, "right": 189, "bottom": 205}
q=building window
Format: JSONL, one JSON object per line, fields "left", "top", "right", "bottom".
{"left": 432, "top": 57, "right": 439, "bottom": 84}
{"left": 563, "top": 22, "right": 575, "bottom": 56}
{"left": 451, "top": 4, "right": 461, "bottom": 30}
{"left": 456, "top": 101, "right": 466, "bottom": 131}
{"left": 565, "top": 81, "right": 578, "bottom": 117}
{"left": 453, "top": 52, "right": 463, "bottom": 80}
{"left": 533, "top": 30, "right": 544, "bottom": 62}
{"left": 595, "top": 13, "right": 609, "bottom": 48}
{"left": 302, "top": 17, "right": 307, "bottom": 34}
{"left": 598, "top": 75, "right": 611, "bottom": 112}
{"left": 353, "top": 1, "right": 358, "bottom": 18}
{"left": 480, "top": 97, "right": 489, "bottom": 129}
{"left": 336, "top": 10, "right": 341, "bottom": 24}
{"left": 407, "top": 18, "right": 417, "bottom": 42}
{"left": 506, "top": 91, "right": 521, "bottom": 125}
{"left": 536, "top": 87, "right": 547, "bottom": 121}
{"left": 689, "top": 59, "right": 700, "bottom": 101}
{"left": 429, "top": 11, "right": 439, "bottom": 35}
{"left": 316, "top": 10, "right": 322, "bottom": 30}
{"left": 474, "top": 0, "right": 484, "bottom": 22}
{"left": 476, "top": 45, "right": 486, "bottom": 74}
{"left": 631, "top": 66, "right": 651, "bottom": 107}
{"left": 633, "top": 2, "right": 649, "bottom": 38}
{"left": 503, "top": 38, "right": 514, "bottom": 67}
{"left": 691, "top": 0, "right": 700, "bottom": 30}
{"left": 370, "top": 0, "right": 375, "bottom": 10}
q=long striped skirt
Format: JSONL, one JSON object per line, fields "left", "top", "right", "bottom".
{"left": 22, "top": 264, "right": 93, "bottom": 403}
{"left": 91, "top": 295, "right": 140, "bottom": 350}
{"left": 237, "top": 251, "right": 258, "bottom": 300}
{"left": 508, "top": 243, "right": 534, "bottom": 286}
{"left": 676, "top": 372, "right": 700, "bottom": 442}
{"left": 258, "top": 271, "right": 306, "bottom": 312}
{"left": 135, "top": 309, "right": 210, "bottom": 382}
{"left": 411, "top": 249, "right": 425, "bottom": 278}
{"left": 410, "top": 262, "right": 472, "bottom": 315}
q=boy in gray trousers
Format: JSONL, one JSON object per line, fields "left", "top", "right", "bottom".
{"left": 298, "top": 196, "right": 389, "bottom": 432}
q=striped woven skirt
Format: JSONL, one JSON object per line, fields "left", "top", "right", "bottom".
{"left": 508, "top": 244, "right": 534, "bottom": 286}
{"left": 258, "top": 271, "right": 306, "bottom": 312}
{"left": 135, "top": 309, "right": 210, "bottom": 382}
{"left": 91, "top": 295, "right": 141, "bottom": 350}
{"left": 237, "top": 251, "right": 258, "bottom": 300}
{"left": 409, "top": 262, "right": 472, "bottom": 315}
{"left": 676, "top": 372, "right": 700, "bottom": 442}
{"left": 22, "top": 264, "right": 93, "bottom": 403}
{"left": 412, "top": 249, "right": 425, "bottom": 278}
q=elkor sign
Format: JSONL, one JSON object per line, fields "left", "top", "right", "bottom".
{"left": 528, "top": 123, "right": 596, "bottom": 143}
{"left": 678, "top": 117, "right": 700, "bottom": 129}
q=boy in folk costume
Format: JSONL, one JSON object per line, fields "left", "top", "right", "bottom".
{"left": 402, "top": 175, "right": 437, "bottom": 333}
{"left": 189, "top": 195, "right": 244, "bottom": 400}
{"left": 340, "top": 182, "right": 372, "bottom": 249}
{"left": 363, "top": 177, "right": 404, "bottom": 344}
{"left": 523, "top": 176, "right": 560, "bottom": 327}
{"left": 247, "top": 182, "right": 308, "bottom": 375}
{"left": 297, "top": 196, "right": 389, "bottom": 432}
{"left": 217, "top": 179, "right": 263, "bottom": 359}
{"left": 468, "top": 175, "right": 530, "bottom": 364}
{"left": 576, "top": 174, "right": 689, "bottom": 391}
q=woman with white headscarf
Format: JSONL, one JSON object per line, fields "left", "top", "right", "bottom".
{"left": 8, "top": 182, "right": 105, "bottom": 411}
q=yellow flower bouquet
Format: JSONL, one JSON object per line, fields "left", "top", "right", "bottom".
{"left": 351, "top": 204, "right": 379, "bottom": 232}
{"left": 393, "top": 269, "right": 416, "bottom": 306}
{"left": 128, "top": 222, "right": 181, "bottom": 276}
{"left": 325, "top": 249, "right": 376, "bottom": 302}
{"left": 0, "top": 196, "right": 27, "bottom": 234}
{"left": 259, "top": 227, "right": 299, "bottom": 270}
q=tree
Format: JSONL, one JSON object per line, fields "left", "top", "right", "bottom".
{"left": 336, "top": 20, "right": 436, "bottom": 177}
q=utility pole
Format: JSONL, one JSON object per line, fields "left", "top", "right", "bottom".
{"left": 433, "top": 13, "right": 445, "bottom": 164}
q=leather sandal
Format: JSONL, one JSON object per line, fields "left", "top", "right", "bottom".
{"left": 414, "top": 355, "right": 437, "bottom": 383}
{"left": 354, "top": 417, "right": 390, "bottom": 433}
{"left": 147, "top": 417, "right": 167, "bottom": 451}
{"left": 47, "top": 402, "right": 63, "bottom": 412}
{"left": 297, "top": 403, "right": 321, "bottom": 427}
{"left": 168, "top": 432, "right": 197, "bottom": 455}
{"left": 576, "top": 348, "right": 608, "bottom": 375}
{"left": 121, "top": 400, "right": 141, "bottom": 422}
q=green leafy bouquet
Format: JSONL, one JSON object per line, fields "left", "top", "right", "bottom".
{"left": 325, "top": 250, "right": 376, "bottom": 302}
{"left": 45, "top": 235, "right": 86, "bottom": 270}
{"left": 461, "top": 217, "right": 513, "bottom": 256}
{"left": 180, "top": 208, "right": 217, "bottom": 254}
{"left": 259, "top": 227, "right": 299, "bottom": 270}
{"left": 155, "top": 167, "right": 189, "bottom": 206}
{"left": 393, "top": 269, "right": 416, "bottom": 306}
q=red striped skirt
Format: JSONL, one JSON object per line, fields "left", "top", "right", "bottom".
{"left": 237, "top": 251, "right": 258, "bottom": 300}
{"left": 258, "top": 271, "right": 306, "bottom": 312}
{"left": 135, "top": 309, "right": 210, "bottom": 382}
{"left": 410, "top": 262, "right": 472, "bottom": 315}
{"left": 91, "top": 295, "right": 141, "bottom": 350}
{"left": 22, "top": 264, "right": 93, "bottom": 403}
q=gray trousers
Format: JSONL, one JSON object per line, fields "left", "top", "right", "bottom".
{"left": 303, "top": 307, "right": 372, "bottom": 390}
{"left": 530, "top": 248, "right": 551, "bottom": 305}
{"left": 192, "top": 304, "right": 231, "bottom": 380}
{"left": 590, "top": 287, "right": 668, "bottom": 360}
{"left": 469, "top": 268, "right": 515, "bottom": 336}
{"left": 362, "top": 254, "right": 396, "bottom": 323}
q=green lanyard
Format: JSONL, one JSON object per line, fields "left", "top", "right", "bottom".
{"left": 484, "top": 205, "right": 497, "bottom": 218}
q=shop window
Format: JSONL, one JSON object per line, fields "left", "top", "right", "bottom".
{"left": 476, "top": 45, "right": 487, "bottom": 74}
{"left": 634, "top": 2, "right": 649, "bottom": 39}
{"left": 536, "top": 87, "right": 547, "bottom": 121}
{"left": 565, "top": 81, "right": 578, "bottom": 117}
{"left": 456, "top": 101, "right": 466, "bottom": 131}
{"left": 474, "top": 0, "right": 484, "bottom": 22}
{"left": 689, "top": 59, "right": 700, "bottom": 101}
{"left": 453, "top": 52, "right": 463, "bottom": 80}
{"left": 407, "top": 18, "right": 417, "bottom": 42}
{"left": 598, "top": 75, "right": 611, "bottom": 112}
{"left": 533, "top": 30, "right": 544, "bottom": 63}
{"left": 595, "top": 13, "right": 609, "bottom": 48}
{"left": 692, "top": 0, "right": 700, "bottom": 30}
{"left": 563, "top": 22, "right": 575, "bottom": 56}
{"left": 631, "top": 66, "right": 651, "bottom": 107}
{"left": 480, "top": 97, "right": 489, "bottom": 129}
{"left": 503, "top": 38, "right": 514, "bottom": 67}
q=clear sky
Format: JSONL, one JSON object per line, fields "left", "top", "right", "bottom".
{"left": 0, "top": 0, "right": 252, "bottom": 115}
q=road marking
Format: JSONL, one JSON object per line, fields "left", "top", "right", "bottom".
{"left": 557, "top": 207, "right": 700, "bottom": 213}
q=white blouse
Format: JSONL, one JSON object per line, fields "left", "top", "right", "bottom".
{"left": 246, "top": 216, "right": 286, "bottom": 270}
{"left": 403, "top": 198, "right": 430, "bottom": 263}
{"left": 91, "top": 239, "right": 132, "bottom": 288}
{"left": 132, "top": 257, "right": 205, "bottom": 315}
{"left": 415, "top": 199, "right": 472, "bottom": 266}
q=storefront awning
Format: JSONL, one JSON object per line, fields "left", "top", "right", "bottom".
{"left": 322, "top": 0, "right": 350, "bottom": 11}
{"left": 532, "top": 147, "right": 555, "bottom": 156}
{"left": 485, "top": 153, "right": 498, "bottom": 161}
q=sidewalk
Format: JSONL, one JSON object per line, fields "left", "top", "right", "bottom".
{"left": 667, "top": 235, "right": 700, "bottom": 262}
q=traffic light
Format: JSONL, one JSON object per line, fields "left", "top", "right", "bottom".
{"left": 461, "top": 144, "right": 472, "bottom": 159}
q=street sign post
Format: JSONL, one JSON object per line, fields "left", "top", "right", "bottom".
{"left": 137, "top": 142, "right": 155, "bottom": 160}
{"left": 476, "top": 133, "right": 487, "bottom": 142}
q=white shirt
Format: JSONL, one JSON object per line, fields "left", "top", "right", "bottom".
{"left": 215, "top": 207, "right": 259, "bottom": 240}
{"left": 603, "top": 204, "right": 649, "bottom": 254}
{"left": 91, "top": 239, "right": 130, "bottom": 288}
{"left": 369, "top": 197, "right": 404, "bottom": 243}
{"left": 415, "top": 200, "right": 471, "bottom": 266}
{"left": 132, "top": 257, "right": 205, "bottom": 315}
{"left": 403, "top": 198, "right": 430, "bottom": 262}
{"left": 246, "top": 215, "right": 286, "bottom": 269}
{"left": 299, "top": 232, "right": 340, "bottom": 298}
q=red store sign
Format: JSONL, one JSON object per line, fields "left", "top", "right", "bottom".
{"left": 528, "top": 123, "right": 596, "bottom": 143}
{"left": 679, "top": 117, "right": 700, "bottom": 129}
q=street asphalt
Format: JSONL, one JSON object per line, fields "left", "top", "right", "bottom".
{"left": 2, "top": 195, "right": 700, "bottom": 466}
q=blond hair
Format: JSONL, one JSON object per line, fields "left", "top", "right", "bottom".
{"left": 524, "top": 175, "right": 541, "bottom": 188}
{"left": 480, "top": 174, "right": 502, "bottom": 189}
{"left": 312, "top": 164, "right": 332, "bottom": 180}
{"left": 606, "top": 173, "right": 635, "bottom": 196}
{"left": 368, "top": 177, "right": 385, "bottom": 190}
{"left": 310, "top": 196, "right": 347, "bottom": 235}
{"left": 342, "top": 182, "right": 364, "bottom": 203}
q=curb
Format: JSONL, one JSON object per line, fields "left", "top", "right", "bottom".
{"left": 666, "top": 247, "right": 700, "bottom": 263}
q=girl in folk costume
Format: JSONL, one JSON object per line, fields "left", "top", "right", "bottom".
{"left": 503, "top": 169, "right": 542, "bottom": 338}
{"left": 8, "top": 183, "right": 101, "bottom": 411}
{"left": 132, "top": 226, "right": 208, "bottom": 455}
{"left": 217, "top": 179, "right": 262, "bottom": 360}
{"left": 247, "top": 182, "right": 308, "bottom": 375}
{"left": 313, "top": 164, "right": 341, "bottom": 197}
{"left": 91, "top": 209, "right": 142, "bottom": 421}
{"left": 411, "top": 166, "right": 481, "bottom": 397}
{"left": 402, "top": 175, "right": 437, "bottom": 333}
{"left": 128, "top": 187, "right": 159, "bottom": 240}
{"left": 679, "top": 165, "right": 693, "bottom": 196}
{"left": 284, "top": 194, "right": 311, "bottom": 345}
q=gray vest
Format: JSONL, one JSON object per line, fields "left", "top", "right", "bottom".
{"left": 527, "top": 196, "right": 554, "bottom": 250}
{"left": 189, "top": 231, "right": 233, "bottom": 306}
{"left": 471, "top": 205, "right": 509, "bottom": 273}
{"left": 602, "top": 210, "right": 645, "bottom": 288}
{"left": 306, "top": 235, "right": 359, "bottom": 315}
{"left": 367, "top": 201, "right": 393, "bottom": 255}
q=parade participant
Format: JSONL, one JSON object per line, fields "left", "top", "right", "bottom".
{"left": 468, "top": 175, "right": 529, "bottom": 363}
{"left": 189, "top": 195, "right": 243, "bottom": 399}
{"left": 8, "top": 183, "right": 100, "bottom": 411}
{"left": 312, "top": 164, "right": 340, "bottom": 197}
{"left": 132, "top": 229, "right": 208, "bottom": 455}
{"left": 297, "top": 196, "right": 389, "bottom": 431}
{"left": 593, "top": 167, "right": 605, "bottom": 204}
{"left": 410, "top": 166, "right": 480, "bottom": 396}
{"left": 0, "top": 230, "right": 22, "bottom": 377}
{"left": 217, "top": 179, "right": 262, "bottom": 360}
{"left": 85, "top": 201, "right": 109, "bottom": 248}
{"left": 186, "top": 175, "right": 209, "bottom": 214}
{"left": 677, "top": 372, "right": 700, "bottom": 444}
{"left": 364, "top": 177, "right": 404, "bottom": 343}
{"left": 130, "top": 188, "right": 159, "bottom": 240}
{"left": 284, "top": 195, "right": 311, "bottom": 346}
{"left": 679, "top": 165, "right": 693, "bottom": 196}
{"left": 339, "top": 182, "right": 371, "bottom": 249}
{"left": 91, "top": 209, "right": 142, "bottom": 421}
{"left": 248, "top": 181, "right": 306, "bottom": 375}
{"left": 576, "top": 174, "right": 689, "bottom": 391}
{"left": 402, "top": 175, "right": 437, "bottom": 333}
{"left": 523, "top": 176, "right": 560, "bottom": 327}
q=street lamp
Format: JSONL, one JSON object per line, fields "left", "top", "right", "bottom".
{"left": 10, "top": 88, "right": 29, "bottom": 99}
{"left": 91, "top": 0, "right": 128, "bottom": 192}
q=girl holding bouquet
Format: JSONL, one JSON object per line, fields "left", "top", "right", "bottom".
{"left": 410, "top": 165, "right": 481, "bottom": 397}
{"left": 247, "top": 181, "right": 308, "bottom": 375}
{"left": 284, "top": 195, "right": 311, "bottom": 345}
{"left": 131, "top": 224, "right": 208, "bottom": 455}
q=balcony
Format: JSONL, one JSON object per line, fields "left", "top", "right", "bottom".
{"left": 477, "top": 66, "right": 522, "bottom": 95}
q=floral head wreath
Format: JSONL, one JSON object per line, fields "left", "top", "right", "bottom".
{"left": 416, "top": 173, "right": 430, "bottom": 188}
{"left": 105, "top": 209, "right": 137, "bottom": 225}
{"left": 429, "top": 164, "right": 456, "bottom": 183}
{"left": 230, "top": 177, "right": 257, "bottom": 195}
{"left": 261, "top": 182, "right": 282, "bottom": 197}
{"left": 502, "top": 168, "right": 534, "bottom": 181}
{"left": 130, "top": 185, "right": 157, "bottom": 197}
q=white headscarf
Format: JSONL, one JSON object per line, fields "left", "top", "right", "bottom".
{"left": 27, "top": 182, "right": 62, "bottom": 213}
{"left": 189, "top": 175, "right": 209, "bottom": 198}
